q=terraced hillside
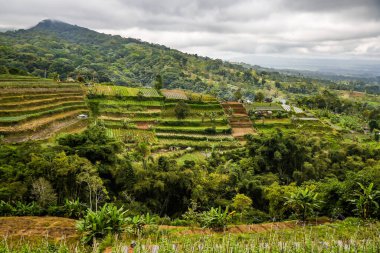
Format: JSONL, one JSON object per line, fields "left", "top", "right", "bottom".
{"left": 222, "top": 102, "right": 256, "bottom": 139}
{"left": 88, "top": 85, "right": 240, "bottom": 150}
{"left": 0, "top": 75, "right": 88, "bottom": 142}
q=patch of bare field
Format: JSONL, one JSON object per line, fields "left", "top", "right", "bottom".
{"left": 232, "top": 127, "right": 256, "bottom": 137}
{"left": 0, "top": 216, "right": 78, "bottom": 242}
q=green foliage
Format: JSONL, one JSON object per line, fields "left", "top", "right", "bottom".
{"left": 232, "top": 193, "right": 253, "bottom": 212}
{"left": 350, "top": 182, "right": 380, "bottom": 220}
{"left": 154, "top": 74, "right": 163, "bottom": 90}
{"left": 285, "top": 188, "right": 321, "bottom": 221}
{"left": 64, "top": 199, "right": 87, "bottom": 219}
{"left": 254, "top": 91, "right": 264, "bottom": 102}
{"left": 199, "top": 206, "right": 234, "bottom": 231}
{"left": 76, "top": 203, "right": 128, "bottom": 244}
{"left": 174, "top": 101, "right": 190, "bottom": 119}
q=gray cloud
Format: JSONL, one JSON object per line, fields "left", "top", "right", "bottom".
{"left": 1, "top": 0, "right": 380, "bottom": 70}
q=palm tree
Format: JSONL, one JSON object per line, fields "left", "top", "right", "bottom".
{"left": 350, "top": 182, "right": 380, "bottom": 219}
{"left": 285, "top": 188, "right": 321, "bottom": 222}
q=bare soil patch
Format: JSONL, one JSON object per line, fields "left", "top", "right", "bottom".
{"left": 0, "top": 216, "right": 78, "bottom": 242}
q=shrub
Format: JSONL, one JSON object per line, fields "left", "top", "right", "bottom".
{"left": 64, "top": 199, "right": 87, "bottom": 219}
{"left": 199, "top": 206, "right": 235, "bottom": 231}
{"left": 204, "top": 126, "right": 217, "bottom": 134}
{"left": 0, "top": 201, "right": 14, "bottom": 216}
{"left": 76, "top": 204, "right": 129, "bottom": 244}
{"left": 174, "top": 101, "right": 190, "bottom": 119}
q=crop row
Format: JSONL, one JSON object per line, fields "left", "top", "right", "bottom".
{"left": 164, "top": 103, "right": 222, "bottom": 110}
{"left": 0, "top": 82, "right": 80, "bottom": 88}
{"left": 156, "top": 133, "right": 234, "bottom": 141}
{"left": 0, "top": 109, "right": 88, "bottom": 135}
{"left": 158, "top": 119, "right": 227, "bottom": 127}
{"left": 105, "top": 128, "right": 157, "bottom": 143}
{"left": 186, "top": 92, "right": 218, "bottom": 102}
{"left": 161, "top": 89, "right": 188, "bottom": 100}
{"left": 158, "top": 139, "right": 240, "bottom": 149}
{"left": 100, "top": 109, "right": 160, "bottom": 117}
{"left": 0, "top": 87, "right": 84, "bottom": 96}
{"left": 0, "top": 96, "right": 84, "bottom": 109}
{"left": 0, "top": 101, "right": 86, "bottom": 116}
{"left": 0, "top": 105, "right": 88, "bottom": 126}
{"left": 90, "top": 99, "right": 163, "bottom": 107}
{"left": 88, "top": 85, "right": 161, "bottom": 97}
{"left": 154, "top": 126, "right": 232, "bottom": 134}
{"left": 0, "top": 93, "right": 84, "bottom": 103}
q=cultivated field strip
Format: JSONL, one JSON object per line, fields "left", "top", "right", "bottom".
{"left": 0, "top": 87, "right": 84, "bottom": 96}
{"left": 0, "top": 104, "right": 88, "bottom": 126}
{"left": 0, "top": 78, "right": 87, "bottom": 142}
{"left": 0, "top": 109, "right": 88, "bottom": 134}
{"left": 0, "top": 101, "right": 86, "bottom": 116}
{"left": 87, "top": 84, "right": 239, "bottom": 148}
{"left": 0, "top": 93, "right": 84, "bottom": 103}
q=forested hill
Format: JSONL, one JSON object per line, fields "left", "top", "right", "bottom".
{"left": 0, "top": 19, "right": 263, "bottom": 99}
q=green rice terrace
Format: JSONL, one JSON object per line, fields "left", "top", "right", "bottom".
{"left": 0, "top": 75, "right": 88, "bottom": 142}
{"left": 0, "top": 76, "right": 245, "bottom": 153}
{"left": 87, "top": 84, "right": 241, "bottom": 151}
{"left": 0, "top": 75, "right": 337, "bottom": 147}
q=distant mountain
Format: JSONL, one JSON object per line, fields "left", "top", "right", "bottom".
{"left": 0, "top": 19, "right": 264, "bottom": 100}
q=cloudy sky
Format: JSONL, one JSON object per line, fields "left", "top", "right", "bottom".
{"left": 1, "top": 0, "right": 380, "bottom": 74}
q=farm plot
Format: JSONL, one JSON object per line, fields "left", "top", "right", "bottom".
{"left": 245, "top": 102, "right": 284, "bottom": 111}
{"left": 293, "top": 106, "right": 304, "bottom": 114}
{"left": 185, "top": 91, "right": 218, "bottom": 102}
{"left": 154, "top": 125, "right": 232, "bottom": 134}
{"left": 156, "top": 132, "right": 234, "bottom": 141}
{"left": 88, "top": 85, "right": 161, "bottom": 98}
{"left": 106, "top": 128, "right": 157, "bottom": 143}
{"left": 0, "top": 77, "right": 87, "bottom": 142}
{"left": 161, "top": 89, "right": 188, "bottom": 100}
{"left": 158, "top": 138, "right": 240, "bottom": 149}
{"left": 281, "top": 104, "right": 291, "bottom": 112}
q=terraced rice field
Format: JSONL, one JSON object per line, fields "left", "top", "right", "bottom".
{"left": 88, "top": 84, "right": 237, "bottom": 149}
{"left": 88, "top": 84, "right": 161, "bottom": 97}
{"left": 0, "top": 76, "right": 88, "bottom": 142}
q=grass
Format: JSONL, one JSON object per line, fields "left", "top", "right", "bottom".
{"left": 176, "top": 151, "right": 207, "bottom": 166}
{"left": 88, "top": 85, "right": 161, "bottom": 97}
{"left": 154, "top": 125, "right": 231, "bottom": 133}
{"left": 158, "top": 139, "right": 240, "bottom": 148}
{"left": 91, "top": 98, "right": 163, "bottom": 107}
{"left": 1, "top": 218, "right": 379, "bottom": 253}
{"left": 105, "top": 128, "right": 157, "bottom": 143}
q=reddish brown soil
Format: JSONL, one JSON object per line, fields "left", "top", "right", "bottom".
{"left": 221, "top": 102, "right": 256, "bottom": 139}
{"left": 0, "top": 216, "right": 78, "bottom": 242}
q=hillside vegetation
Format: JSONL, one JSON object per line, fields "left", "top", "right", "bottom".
{"left": 0, "top": 20, "right": 379, "bottom": 253}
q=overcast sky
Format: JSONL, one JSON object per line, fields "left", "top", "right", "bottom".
{"left": 1, "top": 0, "right": 380, "bottom": 74}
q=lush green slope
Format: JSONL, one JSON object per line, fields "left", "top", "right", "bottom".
{"left": 0, "top": 20, "right": 264, "bottom": 100}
